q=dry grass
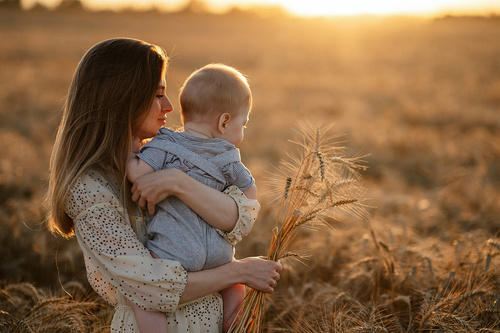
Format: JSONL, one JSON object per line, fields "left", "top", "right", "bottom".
{"left": 261, "top": 235, "right": 500, "bottom": 332}
{"left": 1, "top": 5, "right": 500, "bottom": 332}
{"left": 0, "top": 281, "right": 112, "bottom": 332}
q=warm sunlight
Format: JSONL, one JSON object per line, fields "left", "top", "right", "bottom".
{"left": 23, "top": 0, "right": 500, "bottom": 16}
{"left": 239, "top": 0, "right": 500, "bottom": 16}
{"left": 268, "top": 0, "right": 470, "bottom": 16}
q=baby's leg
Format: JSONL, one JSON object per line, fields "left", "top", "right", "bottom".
{"left": 131, "top": 301, "right": 169, "bottom": 333}
{"left": 220, "top": 283, "right": 245, "bottom": 333}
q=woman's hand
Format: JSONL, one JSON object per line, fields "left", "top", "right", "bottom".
{"left": 181, "top": 256, "right": 283, "bottom": 304}
{"left": 234, "top": 257, "right": 283, "bottom": 293}
{"left": 131, "top": 169, "right": 183, "bottom": 216}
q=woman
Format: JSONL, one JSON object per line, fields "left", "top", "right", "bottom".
{"left": 46, "top": 38, "right": 282, "bottom": 332}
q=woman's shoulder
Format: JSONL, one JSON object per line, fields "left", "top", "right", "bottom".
{"left": 65, "top": 168, "right": 122, "bottom": 219}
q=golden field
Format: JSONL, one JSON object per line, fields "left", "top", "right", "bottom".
{"left": 1, "top": 5, "right": 499, "bottom": 332}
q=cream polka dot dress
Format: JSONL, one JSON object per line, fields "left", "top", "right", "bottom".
{"left": 65, "top": 169, "right": 259, "bottom": 332}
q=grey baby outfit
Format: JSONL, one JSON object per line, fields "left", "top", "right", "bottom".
{"left": 136, "top": 128, "right": 255, "bottom": 272}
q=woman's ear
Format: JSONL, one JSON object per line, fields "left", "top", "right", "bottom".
{"left": 217, "top": 113, "right": 231, "bottom": 134}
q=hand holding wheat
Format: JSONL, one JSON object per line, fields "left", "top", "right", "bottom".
{"left": 228, "top": 123, "right": 368, "bottom": 332}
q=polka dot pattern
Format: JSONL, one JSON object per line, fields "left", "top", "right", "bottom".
{"left": 64, "top": 169, "right": 257, "bottom": 332}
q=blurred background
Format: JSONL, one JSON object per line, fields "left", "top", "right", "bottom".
{"left": 1, "top": 0, "right": 499, "bottom": 330}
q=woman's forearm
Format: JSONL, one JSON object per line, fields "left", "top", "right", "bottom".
{"left": 180, "top": 258, "right": 282, "bottom": 304}
{"left": 173, "top": 171, "right": 238, "bottom": 232}
{"left": 180, "top": 263, "right": 238, "bottom": 304}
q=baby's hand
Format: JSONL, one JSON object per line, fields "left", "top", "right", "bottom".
{"left": 131, "top": 136, "right": 142, "bottom": 154}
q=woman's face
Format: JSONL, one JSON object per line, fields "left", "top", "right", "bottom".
{"left": 136, "top": 79, "right": 173, "bottom": 140}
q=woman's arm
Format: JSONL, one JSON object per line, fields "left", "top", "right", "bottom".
{"left": 131, "top": 168, "right": 238, "bottom": 231}
{"left": 180, "top": 257, "right": 282, "bottom": 304}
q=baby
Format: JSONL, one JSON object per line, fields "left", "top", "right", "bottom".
{"left": 128, "top": 63, "right": 257, "bottom": 332}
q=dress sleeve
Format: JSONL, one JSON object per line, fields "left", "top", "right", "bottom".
{"left": 216, "top": 186, "right": 260, "bottom": 246}
{"left": 66, "top": 171, "right": 188, "bottom": 312}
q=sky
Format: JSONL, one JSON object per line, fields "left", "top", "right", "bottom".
{"left": 23, "top": 0, "right": 500, "bottom": 16}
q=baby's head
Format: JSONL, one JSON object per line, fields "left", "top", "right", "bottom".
{"left": 179, "top": 63, "right": 252, "bottom": 146}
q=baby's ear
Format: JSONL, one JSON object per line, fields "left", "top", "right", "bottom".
{"left": 217, "top": 113, "right": 232, "bottom": 134}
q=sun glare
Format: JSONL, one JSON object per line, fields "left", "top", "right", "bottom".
{"left": 279, "top": 1, "right": 436, "bottom": 16}
{"left": 210, "top": 0, "right": 500, "bottom": 16}
{"left": 256, "top": 0, "right": 500, "bottom": 16}
{"left": 24, "top": 0, "right": 500, "bottom": 16}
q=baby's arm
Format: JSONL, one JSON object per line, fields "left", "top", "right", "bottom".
{"left": 242, "top": 184, "right": 257, "bottom": 200}
{"left": 127, "top": 155, "right": 154, "bottom": 184}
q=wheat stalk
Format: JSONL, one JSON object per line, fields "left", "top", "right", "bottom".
{"left": 228, "top": 123, "right": 367, "bottom": 332}
{"left": 349, "top": 325, "right": 389, "bottom": 333}
{"left": 442, "top": 314, "right": 473, "bottom": 332}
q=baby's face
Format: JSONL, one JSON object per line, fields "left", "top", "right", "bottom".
{"left": 221, "top": 106, "right": 250, "bottom": 147}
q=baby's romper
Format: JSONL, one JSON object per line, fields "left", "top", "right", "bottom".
{"left": 136, "top": 128, "right": 256, "bottom": 272}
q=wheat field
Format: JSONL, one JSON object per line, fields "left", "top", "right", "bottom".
{"left": 1, "top": 5, "right": 499, "bottom": 332}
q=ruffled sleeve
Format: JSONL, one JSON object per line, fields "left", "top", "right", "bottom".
{"left": 66, "top": 170, "right": 188, "bottom": 312}
{"left": 216, "top": 185, "right": 260, "bottom": 246}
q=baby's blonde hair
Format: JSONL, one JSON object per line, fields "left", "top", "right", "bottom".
{"left": 179, "top": 63, "right": 252, "bottom": 124}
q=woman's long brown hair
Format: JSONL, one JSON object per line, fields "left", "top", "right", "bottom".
{"left": 47, "top": 38, "right": 167, "bottom": 237}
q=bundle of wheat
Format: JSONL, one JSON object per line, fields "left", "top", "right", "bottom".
{"left": 228, "top": 123, "right": 368, "bottom": 332}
